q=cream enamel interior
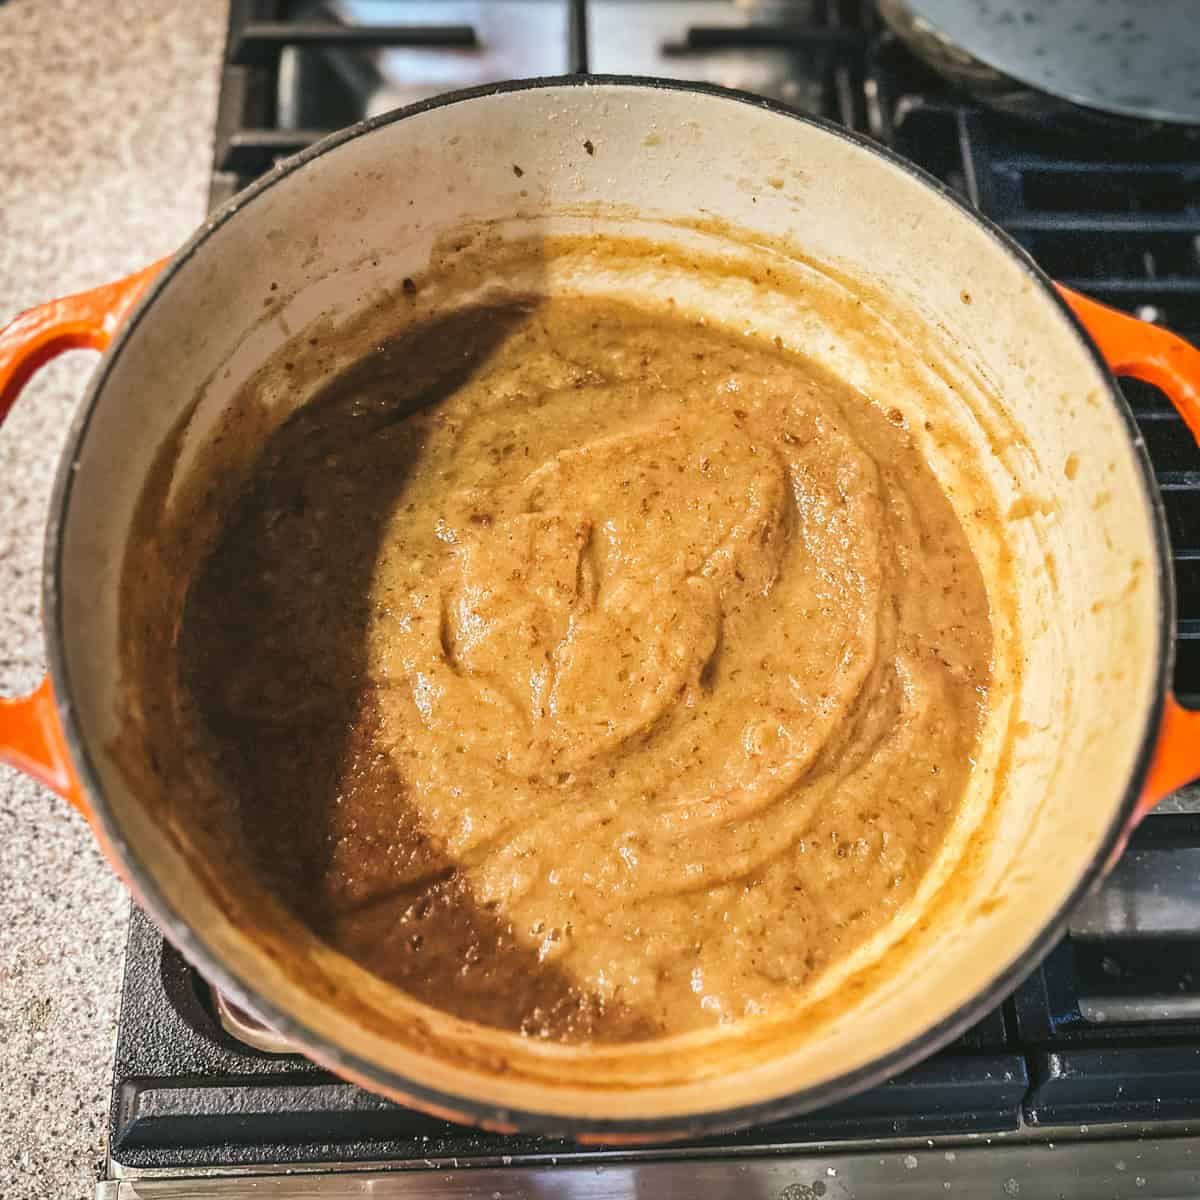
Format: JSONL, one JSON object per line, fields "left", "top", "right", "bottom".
{"left": 54, "top": 83, "right": 1163, "bottom": 1124}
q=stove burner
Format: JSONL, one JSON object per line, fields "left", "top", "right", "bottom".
{"left": 213, "top": 991, "right": 295, "bottom": 1055}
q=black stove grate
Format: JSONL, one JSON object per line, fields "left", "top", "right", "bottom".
{"left": 108, "top": 0, "right": 1200, "bottom": 1174}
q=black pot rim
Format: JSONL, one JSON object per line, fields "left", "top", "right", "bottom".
{"left": 44, "top": 73, "right": 1173, "bottom": 1139}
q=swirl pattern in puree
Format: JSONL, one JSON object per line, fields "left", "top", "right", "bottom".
{"left": 182, "top": 294, "right": 991, "bottom": 1042}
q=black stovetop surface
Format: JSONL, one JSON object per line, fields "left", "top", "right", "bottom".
{"left": 108, "top": 0, "right": 1200, "bottom": 1174}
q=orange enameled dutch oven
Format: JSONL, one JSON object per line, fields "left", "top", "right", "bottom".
{"left": 3, "top": 79, "right": 1200, "bottom": 1139}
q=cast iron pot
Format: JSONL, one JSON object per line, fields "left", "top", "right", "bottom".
{"left": 3, "top": 78, "right": 1200, "bottom": 1140}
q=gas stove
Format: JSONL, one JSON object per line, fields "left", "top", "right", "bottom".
{"left": 98, "top": 2, "right": 1200, "bottom": 1196}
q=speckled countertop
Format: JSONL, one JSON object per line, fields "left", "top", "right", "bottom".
{"left": 0, "top": 4, "right": 226, "bottom": 1196}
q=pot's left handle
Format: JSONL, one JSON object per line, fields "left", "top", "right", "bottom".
{"left": 1059, "top": 285, "right": 1200, "bottom": 821}
{"left": 0, "top": 261, "right": 165, "bottom": 816}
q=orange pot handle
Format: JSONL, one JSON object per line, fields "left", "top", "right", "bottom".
{"left": 1059, "top": 285, "right": 1200, "bottom": 818}
{"left": 0, "top": 261, "right": 166, "bottom": 817}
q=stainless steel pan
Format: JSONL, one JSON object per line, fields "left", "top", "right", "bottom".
{"left": 879, "top": 0, "right": 1200, "bottom": 130}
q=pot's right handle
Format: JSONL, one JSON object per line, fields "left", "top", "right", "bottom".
{"left": 0, "top": 262, "right": 165, "bottom": 816}
{"left": 1059, "top": 285, "right": 1200, "bottom": 817}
